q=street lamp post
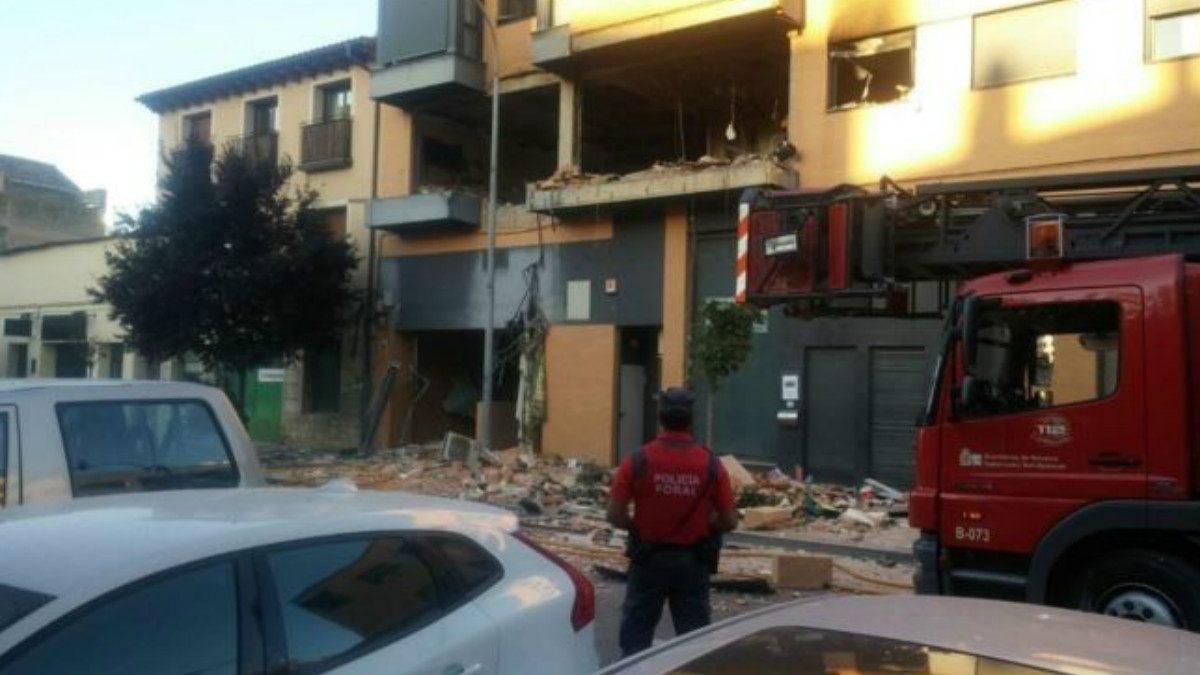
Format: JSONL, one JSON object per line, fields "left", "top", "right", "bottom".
{"left": 472, "top": 0, "right": 500, "bottom": 456}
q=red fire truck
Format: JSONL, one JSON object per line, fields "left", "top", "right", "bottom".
{"left": 738, "top": 165, "right": 1200, "bottom": 629}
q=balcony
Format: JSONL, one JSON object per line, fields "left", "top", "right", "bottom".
{"left": 236, "top": 133, "right": 279, "bottom": 166}
{"left": 372, "top": 0, "right": 486, "bottom": 108}
{"left": 300, "top": 118, "right": 353, "bottom": 172}
{"left": 367, "top": 190, "right": 483, "bottom": 234}
{"left": 531, "top": 0, "right": 802, "bottom": 74}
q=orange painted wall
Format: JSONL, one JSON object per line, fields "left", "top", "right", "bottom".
{"left": 542, "top": 324, "right": 618, "bottom": 465}
{"left": 661, "top": 204, "right": 691, "bottom": 388}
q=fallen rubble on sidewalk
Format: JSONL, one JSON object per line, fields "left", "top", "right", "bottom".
{"left": 260, "top": 443, "right": 916, "bottom": 569}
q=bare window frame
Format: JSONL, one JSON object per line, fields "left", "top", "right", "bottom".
{"left": 826, "top": 28, "right": 917, "bottom": 112}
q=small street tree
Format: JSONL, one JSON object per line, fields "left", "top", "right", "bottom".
{"left": 93, "top": 139, "right": 359, "bottom": 416}
{"left": 690, "top": 300, "right": 762, "bottom": 445}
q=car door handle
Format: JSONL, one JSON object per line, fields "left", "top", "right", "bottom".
{"left": 443, "top": 663, "right": 483, "bottom": 675}
{"left": 1088, "top": 453, "right": 1141, "bottom": 468}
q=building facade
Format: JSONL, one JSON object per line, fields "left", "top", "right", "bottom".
{"left": 133, "top": 37, "right": 401, "bottom": 449}
{"left": 0, "top": 238, "right": 166, "bottom": 382}
{"left": 361, "top": 0, "right": 1200, "bottom": 487}
{"left": 102, "top": 0, "right": 1200, "bottom": 473}
{"left": 0, "top": 154, "right": 105, "bottom": 252}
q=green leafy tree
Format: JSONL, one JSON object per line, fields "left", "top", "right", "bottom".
{"left": 690, "top": 300, "right": 762, "bottom": 445}
{"left": 92, "top": 139, "right": 359, "bottom": 416}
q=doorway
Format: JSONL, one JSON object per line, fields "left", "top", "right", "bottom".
{"left": 618, "top": 327, "right": 659, "bottom": 460}
{"left": 804, "top": 348, "right": 857, "bottom": 482}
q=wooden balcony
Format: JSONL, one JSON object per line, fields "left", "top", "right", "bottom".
{"left": 300, "top": 118, "right": 353, "bottom": 172}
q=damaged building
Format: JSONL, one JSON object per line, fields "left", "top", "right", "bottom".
{"left": 363, "top": 0, "right": 1200, "bottom": 486}
{"left": 123, "top": 0, "right": 1200, "bottom": 485}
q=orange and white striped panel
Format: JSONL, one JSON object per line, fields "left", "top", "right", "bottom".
{"left": 735, "top": 201, "right": 750, "bottom": 304}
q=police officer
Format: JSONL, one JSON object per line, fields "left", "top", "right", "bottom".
{"left": 607, "top": 387, "right": 738, "bottom": 657}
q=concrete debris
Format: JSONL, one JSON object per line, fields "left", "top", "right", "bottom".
{"left": 534, "top": 154, "right": 781, "bottom": 191}
{"left": 720, "top": 455, "right": 758, "bottom": 492}
{"left": 260, "top": 444, "right": 913, "bottom": 558}
{"left": 772, "top": 554, "right": 833, "bottom": 590}
{"left": 742, "top": 506, "right": 794, "bottom": 531}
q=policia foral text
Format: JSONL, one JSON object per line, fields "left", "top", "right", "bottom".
{"left": 607, "top": 388, "right": 739, "bottom": 657}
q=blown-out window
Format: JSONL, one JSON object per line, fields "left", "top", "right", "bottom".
{"left": 828, "top": 30, "right": 915, "bottom": 111}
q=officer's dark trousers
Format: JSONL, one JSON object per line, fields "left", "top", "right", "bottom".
{"left": 619, "top": 549, "right": 711, "bottom": 657}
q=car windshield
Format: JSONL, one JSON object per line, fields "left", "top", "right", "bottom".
{"left": 0, "top": 583, "right": 54, "bottom": 633}
{"left": 667, "top": 626, "right": 1059, "bottom": 675}
{"left": 57, "top": 401, "right": 238, "bottom": 497}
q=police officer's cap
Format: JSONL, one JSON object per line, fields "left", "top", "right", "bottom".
{"left": 657, "top": 387, "right": 695, "bottom": 413}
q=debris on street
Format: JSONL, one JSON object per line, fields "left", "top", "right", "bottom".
{"left": 261, "top": 442, "right": 915, "bottom": 599}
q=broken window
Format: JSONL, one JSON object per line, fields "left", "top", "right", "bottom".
{"left": 828, "top": 30, "right": 914, "bottom": 111}
{"left": 1149, "top": 7, "right": 1200, "bottom": 61}
{"left": 973, "top": 0, "right": 1077, "bottom": 89}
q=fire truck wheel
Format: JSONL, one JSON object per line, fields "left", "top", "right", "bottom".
{"left": 1070, "top": 549, "right": 1200, "bottom": 630}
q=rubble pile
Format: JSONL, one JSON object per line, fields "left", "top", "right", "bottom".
{"left": 261, "top": 444, "right": 914, "bottom": 596}
{"left": 534, "top": 154, "right": 782, "bottom": 191}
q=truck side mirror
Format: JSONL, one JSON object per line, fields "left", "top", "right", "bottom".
{"left": 959, "top": 375, "right": 986, "bottom": 415}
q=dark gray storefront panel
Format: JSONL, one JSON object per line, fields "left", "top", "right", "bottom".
{"left": 383, "top": 210, "right": 664, "bottom": 331}
{"left": 804, "top": 348, "right": 858, "bottom": 481}
{"left": 869, "top": 348, "right": 928, "bottom": 488}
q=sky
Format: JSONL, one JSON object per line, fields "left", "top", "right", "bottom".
{"left": 0, "top": 0, "right": 376, "bottom": 224}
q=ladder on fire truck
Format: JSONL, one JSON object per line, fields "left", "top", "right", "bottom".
{"left": 736, "top": 164, "right": 1200, "bottom": 311}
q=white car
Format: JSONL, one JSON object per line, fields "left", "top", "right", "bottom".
{"left": 0, "top": 487, "right": 598, "bottom": 675}
{"left": 0, "top": 380, "right": 266, "bottom": 507}
{"left": 600, "top": 595, "right": 1200, "bottom": 675}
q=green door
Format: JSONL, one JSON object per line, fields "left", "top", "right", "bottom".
{"left": 244, "top": 368, "right": 284, "bottom": 443}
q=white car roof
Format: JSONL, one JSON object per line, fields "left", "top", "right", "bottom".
{"left": 0, "top": 379, "right": 217, "bottom": 396}
{"left": 605, "top": 594, "right": 1200, "bottom": 675}
{"left": 0, "top": 488, "right": 518, "bottom": 601}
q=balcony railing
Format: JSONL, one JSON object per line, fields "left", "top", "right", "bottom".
{"left": 300, "top": 118, "right": 353, "bottom": 172}
{"left": 236, "top": 132, "right": 279, "bottom": 166}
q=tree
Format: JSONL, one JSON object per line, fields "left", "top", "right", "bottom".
{"left": 92, "top": 139, "right": 359, "bottom": 416}
{"left": 690, "top": 300, "right": 762, "bottom": 445}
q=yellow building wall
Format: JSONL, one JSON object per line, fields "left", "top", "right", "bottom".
{"left": 792, "top": 0, "right": 1200, "bottom": 188}
{"left": 156, "top": 66, "right": 413, "bottom": 287}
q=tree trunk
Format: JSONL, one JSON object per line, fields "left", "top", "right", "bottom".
{"left": 706, "top": 383, "right": 717, "bottom": 448}
{"left": 233, "top": 366, "right": 251, "bottom": 425}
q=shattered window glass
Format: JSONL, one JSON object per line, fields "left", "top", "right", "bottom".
{"left": 828, "top": 30, "right": 915, "bottom": 110}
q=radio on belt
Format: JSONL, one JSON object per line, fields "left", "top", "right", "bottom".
{"left": 778, "top": 372, "right": 801, "bottom": 428}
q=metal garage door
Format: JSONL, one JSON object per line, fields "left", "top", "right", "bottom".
{"left": 869, "top": 348, "right": 927, "bottom": 488}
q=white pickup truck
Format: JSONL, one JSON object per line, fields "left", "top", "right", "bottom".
{"left": 0, "top": 380, "right": 265, "bottom": 508}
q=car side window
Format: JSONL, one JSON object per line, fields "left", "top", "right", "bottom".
{"left": 0, "top": 563, "right": 238, "bottom": 675}
{"left": 422, "top": 534, "right": 502, "bottom": 596}
{"left": 264, "top": 537, "right": 443, "bottom": 671}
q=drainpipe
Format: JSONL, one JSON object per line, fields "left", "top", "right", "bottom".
{"left": 473, "top": 0, "right": 501, "bottom": 455}
{"left": 362, "top": 100, "right": 382, "bottom": 438}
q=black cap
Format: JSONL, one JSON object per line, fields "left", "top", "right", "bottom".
{"left": 657, "top": 387, "right": 695, "bottom": 412}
